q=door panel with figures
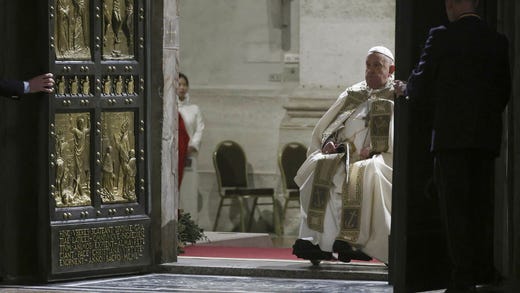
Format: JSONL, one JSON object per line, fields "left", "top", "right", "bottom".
{"left": 49, "top": 0, "right": 150, "bottom": 280}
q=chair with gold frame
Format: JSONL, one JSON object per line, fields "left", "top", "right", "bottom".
{"left": 278, "top": 142, "right": 307, "bottom": 229}
{"left": 212, "top": 140, "right": 276, "bottom": 232}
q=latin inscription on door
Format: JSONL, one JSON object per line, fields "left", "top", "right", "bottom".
{"left": 52, "top": 220, "right": 150, "bottom": 273}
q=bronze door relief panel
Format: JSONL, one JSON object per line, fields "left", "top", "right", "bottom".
{"left": 48, "top": 0, "right": 149, "bottom": 279}
{"left": 53, "top": 113, "right": 92, "bottom": 208}
{"left": 100, "top": 111, "right": 137, "bottom": 203}
{"left": 55, "top": 0, "right": 91, "bottom": 60}
{"left": 102, "top": 0, "right": 136, "bottom": 59}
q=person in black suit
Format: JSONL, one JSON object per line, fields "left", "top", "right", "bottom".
{"left": 0, "top": 73, "right": 55, "bottom": 98}
{"left": 395, "top": 0, "right": 511, "bottom": 292}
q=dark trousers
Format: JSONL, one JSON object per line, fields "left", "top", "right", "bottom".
{"left": 433, "top": 150, "right": 496, "bottom": 287}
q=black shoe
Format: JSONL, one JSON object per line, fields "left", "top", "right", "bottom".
{"left": 332, "top": 240, "right": 372, "bottom": 262}
{"left": 331, "top": 240, "right": 352, "bottom": 262}
{"left": 292, "top": 239, "right": 333, "bottom": 261}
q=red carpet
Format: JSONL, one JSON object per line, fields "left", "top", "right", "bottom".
{"left": 181, "top": 245, "right": 300, "bottom": 260}
{"left": 181, "top": 245, "right": 380, "bottom": 263}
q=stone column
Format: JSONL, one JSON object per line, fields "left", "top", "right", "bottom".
{"left": 279, "top": 95, "right": 334, "bottom": 148}
{"left": 150, "top": 0, "right": 179, "bottom": 264}
{"left": 160, "top": 0, "right": 180, "bottom": 262}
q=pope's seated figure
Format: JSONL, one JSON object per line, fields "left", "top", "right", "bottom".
{"left": 292, "top": 46, "right": 396, "bottom": 264}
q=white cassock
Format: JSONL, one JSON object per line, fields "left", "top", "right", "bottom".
{"left": 295, "top": 80, "right": 394, "bottom": 262}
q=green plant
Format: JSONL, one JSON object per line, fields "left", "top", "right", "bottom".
{"left": 177, "top": 211, "right": 207, "bottom": 254}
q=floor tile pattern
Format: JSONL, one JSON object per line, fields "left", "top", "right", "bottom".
{"left": 0, "top": 273, "right": 393, "bottom": 292}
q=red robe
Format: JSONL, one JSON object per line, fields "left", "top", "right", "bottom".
{"left": 178, "top": 113, "right": 190, "bottom": 189}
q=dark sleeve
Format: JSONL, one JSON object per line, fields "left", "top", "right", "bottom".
{"left": 495, "top": 34, "right": 511, "bottom": 110}
{"left": 405, "top": 26, "right": 446, "bottom": 100}
{"left": 0, "top": 79, "right": 24, "bottom": 98}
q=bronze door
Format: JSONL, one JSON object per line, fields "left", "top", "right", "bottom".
{"left": 48, "top": 0, "right": 150, "bottom": 279}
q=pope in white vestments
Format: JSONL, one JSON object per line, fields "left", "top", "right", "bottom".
{"left": 293, "top": 46, "right": 396, "bottom": 264}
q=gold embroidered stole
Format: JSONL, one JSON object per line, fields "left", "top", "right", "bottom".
{"left": 337, "top": 98, "right": 393, "bottom": 243}
{"left": 336, "top": 159, "right": 369, "bottom": 242}
{"left": 307, "top": 154, "right": 343, "bottom": 232}
{"left": 321, "top": 91, "right": 368, "bottom": 145}
{"left": 369, "top": 99, "right": 393, "bottom": 153}
{"left": 307, "top": 91, "right": 368, "bottom": 232}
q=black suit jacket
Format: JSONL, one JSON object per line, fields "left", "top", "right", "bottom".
{"left": 0, "top": 79, "right": 24, "bottom": 98}
{"left": 406, "top": 15, "right": 511, "bottom": 156}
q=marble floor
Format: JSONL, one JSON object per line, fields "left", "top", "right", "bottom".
{"left": 0, "top": 273, "right": 394, "bottom": 292}
{"left": 0, "top": 233, "right": 463, "bottom": 292}
{"left": 0, "top": 232, "right": 395, "bottom": 292}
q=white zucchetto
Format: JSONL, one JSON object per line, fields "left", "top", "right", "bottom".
{"left": 368, "top": 46, "right": 394, "bottom": 62}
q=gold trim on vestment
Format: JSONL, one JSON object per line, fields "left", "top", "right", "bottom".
{"left": 321, "top": 91, "right": 368, "bottom": 146}
{"left": 337, "top": 99, "right": 392, "bottom": 244}
{"left": 369, "top": 99, "right": 393, "bottom": 153}
{"left": 307, "top": 154, "right": 343, "bottom": 232}
{"left": 337, "top": 159, "right": 368, "bottom": 242}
